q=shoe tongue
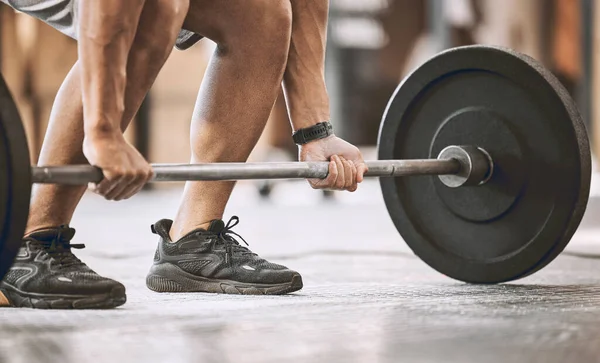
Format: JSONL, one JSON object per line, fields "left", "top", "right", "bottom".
{"left": 27, "top": 226, "right": 76, "bottom": 242}
{"left": 176, "top": 220, "right": 225, "bottom": 242}
{"left": 208, "top": 220, "right": 225, "bottom": 234}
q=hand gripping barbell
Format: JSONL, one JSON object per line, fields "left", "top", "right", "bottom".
{"left": 0, "top": 45, "right": 591, "bottom": 284}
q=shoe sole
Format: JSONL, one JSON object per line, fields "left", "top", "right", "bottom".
{"left": 146, "top": 263, "right": 303, "bottom": 295}
{"left": 0, "top": 283, "right": 127, "bottom": 310}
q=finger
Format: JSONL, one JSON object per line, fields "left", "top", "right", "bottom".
{"left": 122, "top": 166, "right": 153, "bottom": 199}
{"left": 99, "top": 168, "right": 131, "bottom": 200}
{"left": 94, "top": 174, "right": 119, "bottom": 197}
{"left": 116, "top": 172, "right": 146, "bottom": 200}
{"left": 126, "top": 183, "right": 147, "bottom": 200}
{"left": 123, "top": 167, "right": 154, "bottom": 199}
{"left": 87, "top": 169, "right": 107, "bottom": 193}
{"left": 338, "top": 157, "right": 350, "bottom": 188}
{"left": 348, "top": 160, "right": 358, "bottom": 192}
{"left": 342, "top": 158, "right": 354, "bottom": 189}
{"left": 88, "top": 182, "right": 97, "bottom": 193}
{"left": 146, "top": 166, "right": 155, "bottom": 183}
{"left": 333, "top": 155, "right": 345, "bottom": 190}
{"left": 105, "top": 173, "right": 136, "bottom": 201}
{"left": 323, "top": 159, "right": 340, "bottom": 189}
{"left": 356, "top": 163, "right": 368, "bottom": 183}
{"left": 313, "top": 160, "right": 338, "bottom": 189}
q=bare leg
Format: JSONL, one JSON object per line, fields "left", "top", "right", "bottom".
{"left": 26, "top": 0, "right": 189, "bottom": 234}
{"left": 169, "top": 0, "right": 293, "bottom": 240}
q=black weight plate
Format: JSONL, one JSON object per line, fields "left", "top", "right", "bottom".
{"left": 0, "top": 73, "right": 31, "bottom": 282}
{"left": 378, "top": 45, "right": 591, "bottom": 284}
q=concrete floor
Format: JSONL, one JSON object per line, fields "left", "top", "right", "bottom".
{"left": 2, "top": 178, "right": 600, "bottom": 363}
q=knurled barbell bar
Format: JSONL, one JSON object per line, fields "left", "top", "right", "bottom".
{"left": 0, "top": 45, "right": 592, "bottom": 285}
{"left": 30, "top": 144, "right": 488, "bottom": 186}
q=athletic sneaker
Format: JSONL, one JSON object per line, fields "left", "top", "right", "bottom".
{"left": 146, "top": 216, "right": 303, "bottom": 295}
{"left": 0, "top": 226, "right": 126, "bottom": 309}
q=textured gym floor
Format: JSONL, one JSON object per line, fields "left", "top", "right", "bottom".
{"left": 2, "top": 175, "right": 600, "bottom": 363}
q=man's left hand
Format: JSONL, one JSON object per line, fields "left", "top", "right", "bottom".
{"left": 299, "top": 135, "right": 368, "bottom": 192}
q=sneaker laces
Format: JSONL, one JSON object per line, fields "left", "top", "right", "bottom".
{"left": 27, "top": 226, "right": 86, "bottom": 269}
{"left": 214, "top": 216, "right": 256, "bottom": 264}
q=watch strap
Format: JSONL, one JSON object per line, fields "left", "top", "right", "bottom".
{"left": 292, "top": 122, "right": 334, "bottom": 145}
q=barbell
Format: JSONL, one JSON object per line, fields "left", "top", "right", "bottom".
{"left": 30, "top": 145, "right": 483, "bottom": 184}
{"left": 0, "top": 45, "right": 591, "bottom": 284}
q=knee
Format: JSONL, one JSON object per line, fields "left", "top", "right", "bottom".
{"left": 135, "top": 0, "right": 190, "bottom": 60}
{"left": 155, "top": 0, "right": 190, "bottom": 37}
{"left": 253, "top": 0, "right": 293, "bottom": 38}
{"left": 222, "top": 0, "right": 292, "bottom": 62}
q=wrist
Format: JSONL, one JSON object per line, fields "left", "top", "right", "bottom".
{"left": 290, "top": 104, "right": 330, "bottom": 130}
{"left": 291, "top": 115, "right": 330, "bottom": 131}
{"left": 83, "top": 128, "right": 124, "bottom": 148}
{"left": 84, "top": 121, "right": 121, "bottom": 140}
{"left": 285, "top": 88, "right": 330, "bottom": 130}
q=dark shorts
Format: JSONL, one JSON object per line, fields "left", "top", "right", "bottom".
{"left": 175, "top": 30, "right": 204, "bottom": 51}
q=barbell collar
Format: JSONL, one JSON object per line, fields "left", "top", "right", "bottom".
{"left": 437, "top": 145, "right": 494, "bottom": 188}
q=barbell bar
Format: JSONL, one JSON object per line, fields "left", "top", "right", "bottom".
{"left": 30, "top": 145, "right": 488, "bottom": 186}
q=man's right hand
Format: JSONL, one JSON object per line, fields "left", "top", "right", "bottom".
{"left": 82, "top": 133, "right": 154, "bottom": 201}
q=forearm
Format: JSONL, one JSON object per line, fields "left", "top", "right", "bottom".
{"left": 78, "top": 0, "right": 146, "bottom": 137}
{"left": 283, "top": 0, "right": 331, "bottom": 131}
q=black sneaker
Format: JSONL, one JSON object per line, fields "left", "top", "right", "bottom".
{"left": 0, "top": 226, "right": 126, "bottom": 309}
{"left": 146, "top": 217, "right": 303, "bottom": 295}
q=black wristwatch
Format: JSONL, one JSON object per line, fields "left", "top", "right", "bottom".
{"left": 292, "top": 122, "right": 334, "bottom": 145}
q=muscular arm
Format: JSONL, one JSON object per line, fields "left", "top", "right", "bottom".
{"left": 76, "top": 0, "right": 154, "bottom": 201}
{"left": 285, "top": 0, "right": 367, "bottom": 192}
{"left": 283, "top": 0, "right": 330, "bottom": 131}
{"left": 78, "top": 0, "right": 146, "bottom": 137}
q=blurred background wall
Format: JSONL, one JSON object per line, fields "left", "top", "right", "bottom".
{"left": 0, "top": 0, "right": 594, "bottom": 176}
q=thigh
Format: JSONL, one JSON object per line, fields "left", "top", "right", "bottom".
{"left": 181, "top": 0, "right": 232, "bottom": 44}
{"left": 181, "top": 0, "right": 282, "bottom": 46}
